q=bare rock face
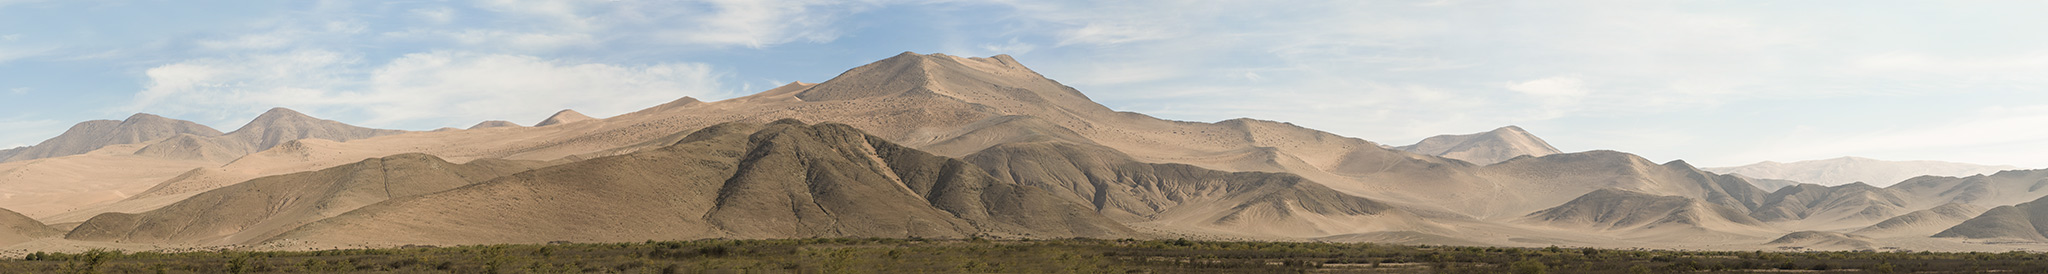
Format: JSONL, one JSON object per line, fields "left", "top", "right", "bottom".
{"left": 1, "top": 113, "right": 225, "bottom": 162}
{"left": 1394, "top": 126, "right": 1563, "bottom": 165}
{"left": 0, "top": 207, "right": 61, "bottom": 246}
{"left": 534, "top": 109, "right": 595, "bottom": 127}
{"left": 264, "top": 121, "right": 1135, "bottom": 247}
{"left": 65, "top": 154, "right": 547, "bottom": 245}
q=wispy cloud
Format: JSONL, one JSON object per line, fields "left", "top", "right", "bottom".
{"left": 126, "top": 50, "right": 726, "bottom": 129}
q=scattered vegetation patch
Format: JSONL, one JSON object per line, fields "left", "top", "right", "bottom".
{"left": 7, "top": 238, "right": 2048, "bottom": 273}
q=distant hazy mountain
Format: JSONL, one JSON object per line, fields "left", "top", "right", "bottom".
{"left": 1706, "top": 157, "right": 2018, "bottom": 187}
{"left": 0, "top": 113, "right": 224, "bottom": 162}
{"left": 1393, "top": 126, "right": 1562, "bottom": 165}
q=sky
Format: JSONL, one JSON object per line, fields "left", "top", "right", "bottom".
{"left": 3, "top": 0, "right": 2047, "bottom": 168}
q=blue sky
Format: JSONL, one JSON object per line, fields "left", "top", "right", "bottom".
{"left": 3, "top": 0, "right": 2047, "bottom": 168}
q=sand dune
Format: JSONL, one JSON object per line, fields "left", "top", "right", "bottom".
{"left": 1707, "top": 157, "right": 2018, "bottom": 187}
{"left": 1394, "top": 126, "right": 1561, "bottom": 165}
{"left": 262, "top": 121, "right": 1134, "bottom": 248}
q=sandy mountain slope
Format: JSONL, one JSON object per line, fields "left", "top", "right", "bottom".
{"left": 262, "top": 121, "right": 1134, "bottom": 248}
{"left": 468, "top": 120, "right": 523, "bottom": 130}
{"left": 1706, "top": 157, "right": 2018, "bottom": 187}
{"left": 1766, "top": 231, "right": 1877, "bottom": 251}
{"left": 965, "top": 140, "right": 1461, "bottom": 238}
{"left": 0, "top": 207, "right": 60, "bottom": 246}
{"left": 1521, "top": 188, "right": 1767, "bottom": 236}
{"left": 1, "top": 113, "right": 224, "bottom": 163}
{"left": 533, "top": 109, "right": 595, "bottom": 127}
{"left": 1932, "top": 194, "right": 2048, "bottom": 242}
{"left": 64, "top": 153, "right": 546, "bottom": 245}
{"left": 1886, "top": 169, "right": 2048, "bottom": 209}
{"left": 1855, "top": 203, "right": 1988, "bottom": 238}
{"left": 1748, "top": 183, "right": 1910, "bottom": 230}
{"left": 1393, "top": 126, "right": 1562, "bottom": 165}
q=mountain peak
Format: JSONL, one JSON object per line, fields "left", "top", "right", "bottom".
{"left": 1394, "top": 125, "right": 1563, "bottom": 165}
{"left": 225, "top": 107, "right": 405, "bottom": 152}
{"left": 535, "top": 109, "right": 595, "bottom": 127}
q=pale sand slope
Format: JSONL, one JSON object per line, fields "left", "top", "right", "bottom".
{"left": 0, "top": 144, "right": 217, "bottom": 218}
{"left": 1854, "top": 203, "right": 1987, "bottom": 238}
{"left": 1393, "top": 126, "right": 1562, "bottom": 166}
{"left": 0, "top": 207, "right": 59, "bottom": 246}
{"left": 1706, "top": 156, "right": 2019, "bottom": 187}
{"left": 64, "top": 154, "right": 547, "bottom": 246}
{"left": 261, "top": 121, "right": 1135, "bottom": 249}
{"left": 1886, "top": 169, "right": 2048, "bottom": 209}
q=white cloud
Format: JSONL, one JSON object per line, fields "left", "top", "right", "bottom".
{"left": 383, "top": 29, "right": 598, "bottom": 52}
{"left": 411, "top": 7, "right": 456, "bottom": 24}
{"left": 127, "top": 50, "right": 726, "bottom": 129}
{"left": 1505, "top": 76, "right": 1589, "bottom": 97}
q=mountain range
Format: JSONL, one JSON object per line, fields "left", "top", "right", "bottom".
{"left": 1706, "top": 157, "right": 2018, "bottom": 187}
{"left": 2, "top": 52, "right": 2046, "bottom": 254}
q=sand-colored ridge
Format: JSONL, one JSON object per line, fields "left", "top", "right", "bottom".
{"left": 1855, "top": 203, "right": 1988, "bottom": 238}
{"left": 534, "top": 109, "right": 595, "bottom": 127}
{"left": 1394, "top": 125, "right": 1562, "bottom": 165}
{"left": 1767, "top": 231, "right": 1878, "bottom": 251}
{"left": 1933, "top": 194, "right": 2048, "bottom": 242}
{"left": 1748, "top": 183, "right": 1910, "bottom": 230}
{"left": 1521, "top": 188, "right": 1767, "bottom": 236}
